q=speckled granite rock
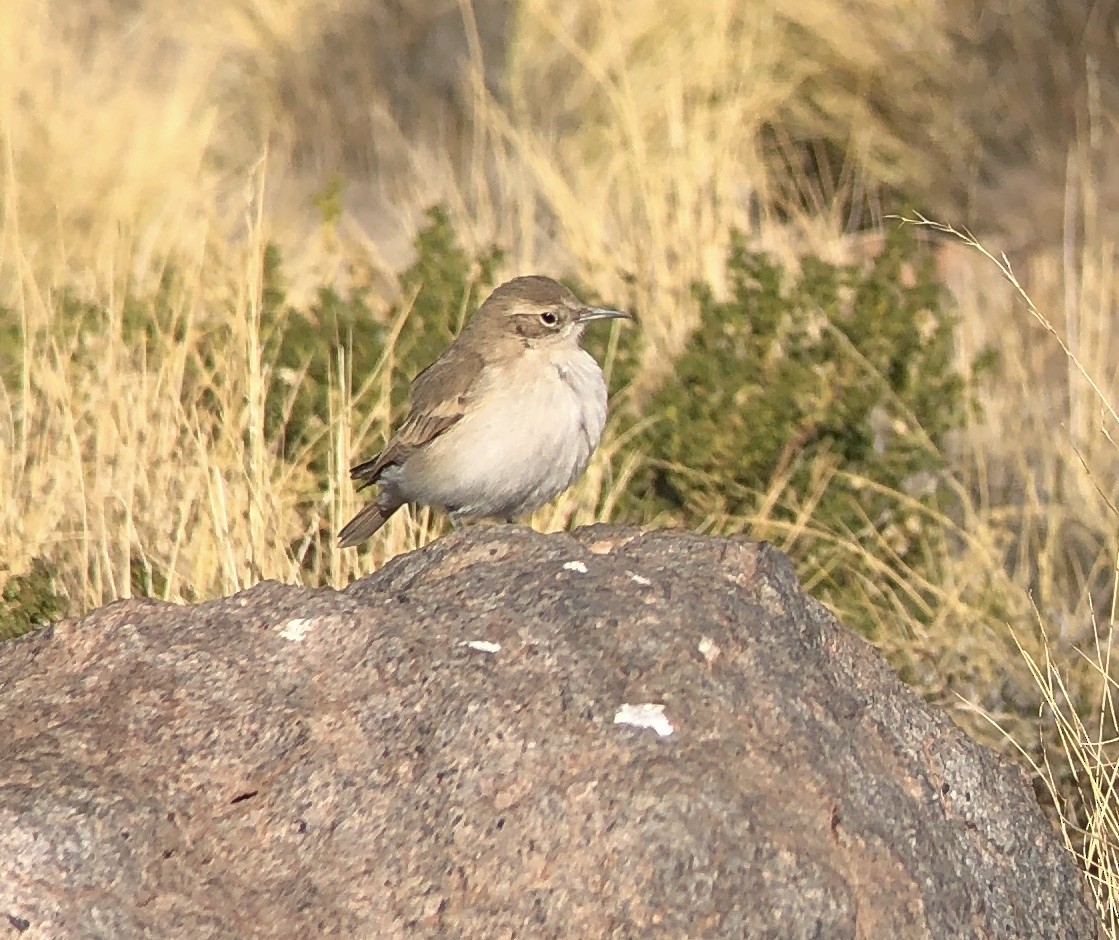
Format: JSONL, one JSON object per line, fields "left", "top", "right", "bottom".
{"left": 0, "top": 526, "right": 1100, "bottom": 938}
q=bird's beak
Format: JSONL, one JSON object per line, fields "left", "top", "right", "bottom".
{"left": 576, "top": 306, "right": 632, "bottom": 324}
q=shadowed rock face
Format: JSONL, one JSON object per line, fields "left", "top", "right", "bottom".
{"left": 0, "top": 526, "right": 1100, "bottom": 938}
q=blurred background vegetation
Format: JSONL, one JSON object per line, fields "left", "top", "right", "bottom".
{"left": 2, "top": 0, "right": 1118, "bottom": 928}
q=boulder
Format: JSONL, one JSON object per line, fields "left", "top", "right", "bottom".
{"left": 0, "top": 526, "right": 1100, "bottom": 938}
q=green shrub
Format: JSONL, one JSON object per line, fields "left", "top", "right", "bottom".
{"left": 262, "top": 205, "right": 505, "bottom": 468}
{"left": 621, "top": 226, "right": 987, "bottom": 637}
{"left": 389, "top": 207, "right": 506, "bottom": 409}
{"left": 0, "top": 559, "right": 66, "bottom": 642}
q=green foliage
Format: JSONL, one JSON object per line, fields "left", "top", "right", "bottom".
{"left": 262, "top": 205, "right": 505, "bottom": 467}
{"left": 0, "top": 559, "right": 66, "bottom": 642}
{"left": 622, "top": 226, "right": 983, "bottom": 636}
{"left": 0, "top": 294, "right": 22, "bottom": 388}
{"left": 389, "top": 206, "right": 506, "bottom": 410}
{"left": 313, "top": 174, "right": 346, "bottom": 228}
{"left": 0, "top": 269, "right": 186, "bottom": 392}
{"left": 257, "top": 242, "right": 379, "bottom": 465}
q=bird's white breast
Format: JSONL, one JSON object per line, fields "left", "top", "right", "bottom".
{"left": 399, "top": 345, "right": 608, "bottom": 519}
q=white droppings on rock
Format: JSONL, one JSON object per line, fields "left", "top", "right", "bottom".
{"left": 627, "top": 571, "right": 652, "bottom": 586}
{"left": 698, "top": 636, "right": 721, "bottom": 663}
{"left": 613, "top": 703, "right": 674, "bottom": 738}
{"left": 562, "top": 560, "right": 588, "bottom": 574}
{"left": 277, "top": 618, "right": 314, "bottom": 642}
{"left": 461, "top": 640, "right": 501, "bottom": 654}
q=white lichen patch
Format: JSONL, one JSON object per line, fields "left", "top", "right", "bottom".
{"left": 626, "top": 571, "right": 652, "bottom": 586}
{"left": 613, "top": 703, "right": 674, "bottom": 737}
{"left": 277, "top": 618, "right": 314, "bottom": 642}
{"left": 562, "top": 560, "right": 588, "bottom": 574}
{"left": 461, "top": 640, "right": 501, "bottom": 654}
{"left": 698, "top": 636, "right": 721, "bottom": 663}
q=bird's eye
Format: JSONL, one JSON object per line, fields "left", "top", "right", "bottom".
{"left": 540, "top": 311, "right": 558, "bottom": 326}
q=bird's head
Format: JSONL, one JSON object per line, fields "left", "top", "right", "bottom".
{"left": 472, "top": 275, "right": 631, "bottom": 349}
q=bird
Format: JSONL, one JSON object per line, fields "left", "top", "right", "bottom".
{"left": 338, "top": 275, "right": 632, "bottom": 547}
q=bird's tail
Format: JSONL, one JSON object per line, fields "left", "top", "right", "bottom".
{"left": 338, "top": 500, "right": 402, "bottom": 548}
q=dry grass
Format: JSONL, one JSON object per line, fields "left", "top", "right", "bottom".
{"left": 907, "top": 216, "right": 1119, "bottom": 926}
{"left": 2, "top": 0, "right": 1118, "bottom": 929}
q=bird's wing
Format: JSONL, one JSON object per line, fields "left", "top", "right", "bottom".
{"left": 350, "top": 344, "right": 484, "bottom": 488}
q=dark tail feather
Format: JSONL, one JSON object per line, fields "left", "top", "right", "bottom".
{"left": 349, "top": 455, "right": 384, "bottom": 489}
{"left": 338, "top": 500, "right": 402, "bottom": 548}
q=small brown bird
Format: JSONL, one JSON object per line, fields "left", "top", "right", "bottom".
{"left": 338, "top": 275, "right": 631, "bottom": 547}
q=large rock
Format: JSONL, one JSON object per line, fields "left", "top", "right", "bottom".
{"left": 0, "top": 526, "right": 1099, "bottom": 938}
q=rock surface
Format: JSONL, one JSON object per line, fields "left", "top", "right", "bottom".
{"left": 0, "top": 525, "right": 1100, "bottom": 938}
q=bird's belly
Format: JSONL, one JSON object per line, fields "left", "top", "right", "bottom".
{"left": 401, "top": 352, "right": 608, "bottom": 518}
